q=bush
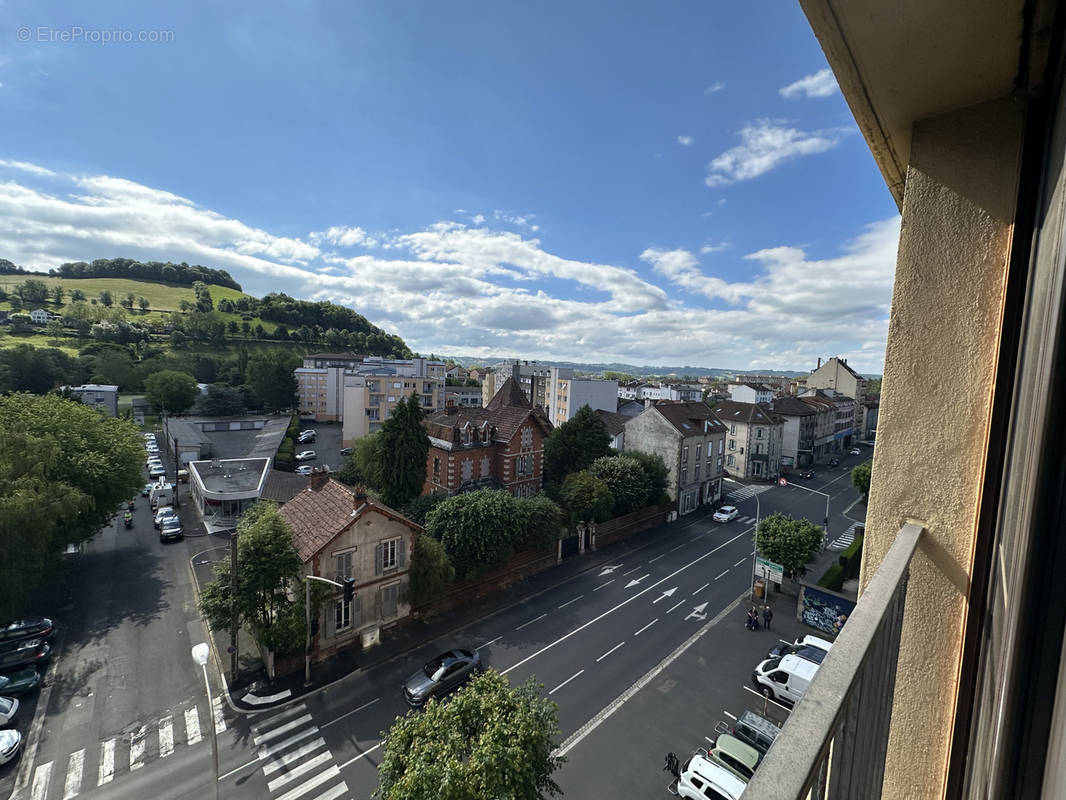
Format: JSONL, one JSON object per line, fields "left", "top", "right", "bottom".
{"left": 838, "top": 535, "right": 864, "bottom": 580}
{"left": 817, "top": 564, "right": 845, "bottom": 592}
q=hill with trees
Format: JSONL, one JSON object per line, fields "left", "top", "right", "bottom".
{"left": 51, "top": 257, "right": 242, "bottom": 291}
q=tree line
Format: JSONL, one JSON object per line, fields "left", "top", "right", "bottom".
{"left": 49, "top": 257, "right": 242, "bottom": 290}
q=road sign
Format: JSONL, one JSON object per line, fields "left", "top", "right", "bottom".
{"left": 778, "top": 478, "right": 788, "bottom": 486}
{"left": 755, "top": 557, "right": 784, "bottom": 583}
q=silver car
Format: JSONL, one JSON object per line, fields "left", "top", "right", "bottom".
{"left": 403, "top": 649, "right": 481, "bottom": 707}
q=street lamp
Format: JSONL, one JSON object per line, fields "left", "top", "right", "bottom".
{"left": 784, "top": 481, "right": 832, "bottom": 549}
{"left": 191, "top": 643, "right": 220, "bottom": 800}
{"left": 750, "top": 492, "right": 761, "bottom": 601}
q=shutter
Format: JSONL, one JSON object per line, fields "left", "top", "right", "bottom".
{"left": 326, "top": 601, "right": 336, "bottom": 639}
{"left": 352, "top": 594, "right": 362, "bottom": 628}
{"left": 398, "top": 537, "right": 407, "bottom": 569}
{"left": 375, "top": 543, "right": 383, "bottom": 575}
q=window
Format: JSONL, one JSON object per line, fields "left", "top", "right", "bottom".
{"left": 757, "top": 427, "right": 764, "bottom": 439}
{"left": 335, "top": 598, "right": 352, "bottom": 631}
{"left": 432, "top": 456, "right": 441, "bottom": 482}
{"left": 719, "top": 439, "right": 724, "bottom": 454}
{"left": 727, "top": 454, "right": 735, "bottom": 467}
{"left": 730, "top": 424, "right": 736, "bottom": 434}
{"left": 681, "top": 466, "right": 688, "bottom": 483}
{"left": 729, "top": 439, "right": 736, "bottom": 451}
{"left": 381, "top": 582, "right": 399, "bottom": 619}
{"left": 335, "top": 550, "right": 353, "bottom": 581}
{"left": 683, "top": 445, "right": 689, "bottom": 463}
{"left": 377, "top": 537, "right": 405, "bottom": 573}
{"left": 695, "top": 442, "right": 701, "bottom": 459}
{"left": 694, "top": 463, "right": 701, "bottom": 480}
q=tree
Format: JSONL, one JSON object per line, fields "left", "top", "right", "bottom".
{"left": 137, "top": 296, "right": 150, "bottom": 313}
{"left": 70, "top": 288, "right": 86, "bottom": 302}
{"left": 16, "top": 278, "right": 49, "bottom": 303}
{"left": 560, "top": 470, "right": 613, "bottom": 523}
{"left": 408, "top": 533, "right": 455, "bottom": 608}
{"left": 378, "top": 394, "right": 430, "bottom": 509}
{"left": 0, "top": 393, "right": 143, "bottom": 617}
{"left": 144, "top": 370, "right": 199, "bottom": 415}
{"left": 200, "top": 383, "right": 247, "bottom": 416}
{"left": 0, "top": 344, "right": 76, "bottom": 394}
{"left": 378, "top": 670, "right": 564, "bottom": 800}
{"left": 589, "top": 455, "right": 652, "bottom": 515}
{"left": 198, "top": 502, "right": 305, "bottom": 657}
{"left": 851, "top": 462, "right": 871, "bottom": 499}
{"left": 99, "top": 289, "right": 113, "bottom": 307}
{"left": 623, "top": 450, "right": 670, "bottom": 504}
{"left": 425, "top": 489, "right": 522, "bottom": 580}
{"left": 756, "top": 512, "right": 824, "bottom": 580}
{"left": 543, "top": 404, "right": 612, "bottom": 486}
{"left": 515, "top": 493, "right": 564, "bottom": 550}
{"left": 51, "top": 285, "right": 65, "bottom": 305}
{"left": 400, "top": 493, "right": 446, "bottom": 526}
{"left": 336, "top": 433, "right": 385, "bottom": 490}
{"left": 246, "top": 349, "right": 300, "bottom": 412}
{"left": 46, "top": 319, "right": 65, "bottom": 343}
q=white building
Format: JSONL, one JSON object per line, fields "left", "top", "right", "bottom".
{"left": 67, "top": 384, "right": 119, "bottom": 417}
{"left": 543, "top": 367, "right": 618, "bottom": 425}
{"left": 188, "top": 457, "right": 271, "bottom": 534}
{"left": 298, "top": 355, "right": 445, "bottom": 425}
{"left": 728, "top": 382, "right": 775, "bottom": 404}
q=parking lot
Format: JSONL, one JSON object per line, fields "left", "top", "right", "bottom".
{"left": 294, "top": 419, "right": 345, "bottom": 472}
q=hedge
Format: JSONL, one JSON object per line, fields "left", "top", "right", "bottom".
{"left": 838, "top": 534, "right": 865, "bottom": 580}
{"left": 817, "top": 564, "right": 846, "bottom": 592}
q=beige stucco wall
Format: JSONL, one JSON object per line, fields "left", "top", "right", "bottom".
{"left": 863, "top": 96, "right": 1024, "bottom": 799}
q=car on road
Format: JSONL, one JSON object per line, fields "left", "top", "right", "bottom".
{"left": 295, "top": 465, "right": 314, "bottom": 475}
{"left": 827, "top": 458, "right": 840, "bottom": 467}
{"left": 339, "top": 447, "right": 353, "bottom": 457}
{"left": 159, "top": 518, "right": 184, "bottom": 543}
{"left": 798, "top": 470, "right": 815, "bottom": 479}
{"left": 0, "top": 696, "right": 19, "bottom": 726}
{"left": 140, "top": 483, "right": 156, "bottom": 497}
{"left": 0, "top": 729, "right": 21, "bottom": 766}
{"left": 849, "top": 447, "right": 862, "bottom": 455}
{"left": 295, "top": 450, "right": 316, "bottom": 462}
{"left": 0, "top": 668, "right": 40, "bottom": 696}
{"left": 149, "top": 465, "right": 167, "bottom": 479}
{"left": 712, "top": 505, "right": 739, "bottom": 523}
{"left": 154, "top": 507, "right": 177, "bottom": 529}
{"left": 674, "top": 751, "right": 747, "bottom": 800}
{"left": 146, "top": 457, "right": 163, "bottom": 469}
{"left": 403, "top": 648, "right": 481, "bottom": 707}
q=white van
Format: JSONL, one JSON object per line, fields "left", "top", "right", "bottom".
{"left": 675, "top": 752, "right": 747, "bottom": 800}
{"left": 150, "top": 483, "right": 175, "bottom": 510}
{"left": 752, "top": 653, "right": 819, "bottom": 704}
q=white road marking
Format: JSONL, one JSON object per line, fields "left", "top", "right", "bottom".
{"left": 337, "top": 743, "right": 382, "bottom": 769}
{"left": 476, "top": 636, "right": 502, "bottom": 651}
{"left": 624, "top": 574, "right": 650, "bottom": 588}
{"left": 516, "top": 613, "right": 547, "bottom": 630}
{"left": 648, "top": 554, "right": 665, "bottom": 563}
{"left": 596, "top": 642, "right": 625, "bottom": 663}
{"left": 315, "top": 784, "right": 350, "bottom": 800}
{"left": 634, "top": 618, "right": 658, "bottom": 636}
{"left": 252, "top": 714, "right": 314, "bottom": 746}
{"left": 159, "top": 716, "right": 174, "bottom": 758}
{"left": 652, "top": 587, "right": 677, "bottom": 604}
{"left": 62, "top": 749, "right": 83, "bottom": 800}
{"left": 185, "top": 707, "right": 202, "bottom": 745}
{"left": 715, "top": 570, "right": 729, "bottom": 580}
{"left": 262, "top": 738, "right": 327, "bottom": 775}
{"left": 274, "top": 764, "right": 340, "bottom": 800}
{"left": 594, "top": 579, "right": 614, "bottom": 591}
{"left": 734, "top": 558, "right": 746, "bottom": 567}
{"left": 670, "top": 543, "right": 686, "bottom": 552}
{"left": 688, "top": 535, "right": 701, "bottom": 542}
{"left": 666, "top": 600, "right": 685, "bottom": 614}
{"left": 212, "top": 695, "right": 227, "bottom": 733}
{"left": 742, "top": 685, "right": 792, "bottom": 712}
{"left": 256, "top": 726, "right": 319, "bottom": 759}
{"left": 686, "top": 602, "right": 709, "bottom": 621}
{"left": 97, "top": 739, "right": 115, "bottom": 786}
{"left": 621, "top": 566, "right": 641, "bottom": 576}
{"left": 30, "top": 761, "right": 51, "bottom": 800}
{"left": 252, "top": 702, "right": 309, "bottom": 733}
{"left": 723, "top": 710, "right": 738, "bottom": 721}
{"left": 501, "top": 531, "right": 747, "bottom": 677}
{"left": 320, "top": 697, "right": 379, "bottom": 730}
{"left": 557, "top": 594, "right": 584, "bottom": 609}
{"left": 266, "top": 750, "right": 333, "bottom": 791}
{"left": 692, "top": 582, "right": 709, "bottom": 595}
{"left": 129, "top": 725, "right": 147, "bottom": 771}
{"left": 549, "top": 670, "right": 585, "bottom": 695}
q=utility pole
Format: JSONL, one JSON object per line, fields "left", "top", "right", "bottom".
{"left": 229, "top": 529, "right": 238, "bottom": 684}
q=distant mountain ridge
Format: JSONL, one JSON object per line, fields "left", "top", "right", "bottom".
{"left": 439, "top": 355, "right": 812, "bottom": 379}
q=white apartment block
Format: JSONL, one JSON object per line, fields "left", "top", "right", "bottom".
{"left": 727, "top": 382, "right": 775, "bottom": 404}
{"left": 296, "top": 367, "right": 347, "bottom": 421}
{"left": 543, "top": 367, "right": 618, "bottom": 425}
{"left": 341, "top": 366, "right": 443, "bottom": 445}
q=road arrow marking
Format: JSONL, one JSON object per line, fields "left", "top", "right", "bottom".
{"left": 598, "top": 565, "right": 623, "bottom": 576}
{"left": 685, "top": 602, "right": 709, "bottom": 621}
{"left": 652, "top": 587, "right": 678, "bottom": 604}
{"left": 625, "top": 574, "right": 650, "bottom": 588}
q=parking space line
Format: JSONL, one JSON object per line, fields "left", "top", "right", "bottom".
{"left": 97, "top": 740, "right": 115, "bottom": 786}
{"left": 516, "top": 613, "right": 547, "bottom": 630}
{"left": 634, "top": 618, "right": 658, "bottom": 636}
{"left": 595, "top": 642, "right": 625, "bottom": 663}
{"left": 723, "top": 710, "right": 738, "bottom": 721}
{"left": 734, "top": 558, "right": 746, "bottom": 567}
{"left": 742, "top": 685, "right": 792, "bottom": 712}
{"left": 549, "top": 670, "right": 585, "bottom": 695}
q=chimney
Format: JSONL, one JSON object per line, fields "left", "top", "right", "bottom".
{"left": 817, "top": 357, "right": 822, "bottom": 369}
{"left": 353, "top": 484, "right": 367, "bottom": 506}
{"left": 310, "top": 466, "right": 330, "bottom": 491}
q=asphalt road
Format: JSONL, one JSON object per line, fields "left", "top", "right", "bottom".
{"left": 8, "top": 445, "right": 870, "bottom": 800}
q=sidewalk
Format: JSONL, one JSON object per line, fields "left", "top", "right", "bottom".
{"left": 214, "top": 507, "right": 718, "bottom": 711}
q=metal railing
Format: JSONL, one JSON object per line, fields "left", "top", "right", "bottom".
{"left": 743, "top": 522, "right": 924, "bottom": 799}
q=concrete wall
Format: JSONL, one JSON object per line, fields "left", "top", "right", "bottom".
{"left": 624, "top": 409, "right": 681, "bottom": 501}
{"left": 863, "top": 97, "right": 1023, "bottom": 799}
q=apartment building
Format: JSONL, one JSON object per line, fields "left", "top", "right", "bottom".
{"left": 801, "top": 356, "right": 868, "bottom": 435}
{"left": 481, "top": 361, "right": 551, "bottom": 407}
{"left": 341, "top": 364, "right": 443, "bottom": 444}
{"left": 617, "top": 381, "right": 703, "bottom": 404}
{"left": 543, "top": 367, "right": 618, "bottom": 425}
{"left": 709, "top": 400, "right": 783, "bottom": 480}
{"left": 769, "top": 395, "right": 821, "bottom": 469}
{"left": 727, "top": 382, "right": 775, "bottom": 404}
{"left": 296, "top": 366, "right": 347, "bottom": 421}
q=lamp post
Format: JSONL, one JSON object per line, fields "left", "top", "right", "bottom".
{"left": 750, "top": 491, "right": 762, "bottom": 601}
{"left": 191, "top": 643, "right": 220, "bottom": 800}
{"left": 784, "top": 481, "right": 831, "bottom": 548}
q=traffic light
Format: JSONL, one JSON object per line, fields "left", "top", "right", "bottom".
{"left": 310, "top": 618, "right": 319, "bottom": 637}
{"left": 343, "top": 576, "right": 355, "bottom": 603}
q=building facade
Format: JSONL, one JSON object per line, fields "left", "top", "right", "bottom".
{"left": 298, "top": 355, "right": 445, "bottom": 425}
{"left": 709, "top": 400, "right": 784, "bottom": 480}
{"left": 801, "top": 356, "right": 867, "bottom": 435}
{"left": 727, "top": 382, "right": 776, "bottom": 404}
{"left": 543, "top": 368, "right": 618, "bottom": 425}
{"left": 67, "top": 383, "right": 119, "bottom": 417}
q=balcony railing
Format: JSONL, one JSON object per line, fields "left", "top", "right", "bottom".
{"left": 743, "top": 521, "right": 924, "bottom": 799}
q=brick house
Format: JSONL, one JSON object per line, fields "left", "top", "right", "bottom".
{"left": 279, "top": 470, "right": 421, "bottom": 658}
{"left": 422, "top": 376, "right": 554, "bottom": 498}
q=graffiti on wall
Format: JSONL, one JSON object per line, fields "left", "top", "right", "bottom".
{"left": 800, "top": 584, "right": 857, "bottom": 636}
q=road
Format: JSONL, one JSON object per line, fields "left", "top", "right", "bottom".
{"left": 8, "top": 446, "right": 870, "bottom": 800}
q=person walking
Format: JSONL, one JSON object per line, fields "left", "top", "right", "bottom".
{"left": 747, "top": 607, "right": 759, "bottom": 631}
{"left": 762, "top": 605, "right": 773, "bottom": 631}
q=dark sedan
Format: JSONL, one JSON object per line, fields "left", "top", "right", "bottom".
{"left": 827, "top": 458, "right": 840, "bottom": 467}
{"left": 0, "top": 668, "right": 40, "bottom": 696}
{"left": 403, "top": 648, "right": 481, "bottom": 707}
{"left": 799, "top": 470, "right": 815, "bottom": 479}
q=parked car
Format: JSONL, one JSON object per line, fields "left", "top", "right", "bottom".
{"left": 154, "top": 507, "right": 177, "bottom": 529}
{"left": 159, "top": 518, "right": 184, "bottom": 543}
{"left": 707, "top": 733, "right": 760, "bottom": 782}
{"left": 403, "top": 648, "right": 481, "bottom": 707}
{"left": 849, "top": 447, "right": 862, "bottom": 455}
{"left": 752, "top": 653, "right": 819, "bottom": 704}
{"left": 827, "top": 458, "right": 840, "bottom": 467}
{"left": 339, "top": 447, "right": 353, "bottom": 457}
{"left": 146, "top": 457, "right": 163, "bottom": 469}
{"left": 0, "top": 618, "right": 55, "bottom": 671}
{"left": 140, "top": 483, "right": 156, "bottom": 497}
{"left": 0, "top": 668, "right": 40, "bottom": 696}
{"left": 295, "top": 450, "right": 316, "bottom": 462}
{"left": 726, "top": 710, "right": 782, "bottom": 758}
{"left": 799, "top": 470, "right": 815, "bottom": 479}
{"left": 149, "top": 465, "right": 167, "bottom": 479}
{"left": 712, "top": 505, "right": 739, "bottom": 523}
{"left": 0, "top": 696, "right": 19, "bottom": 726}
{"left": 299, "top": 429, "right": 316, "bottom": 438}
{"left": 767, "top": 634, "right": 833, "bottom": 661}
{"left": 298, "top": 432, "right": 316, "bottom": 444}
{"left": 674, "top": 751, "right": 747, "bottom": 800}
{"left": 0, "top": 729, "right": 21, "bottom": 766}
{"left": 295, "top": 465, "right": 314, "bottom": 475}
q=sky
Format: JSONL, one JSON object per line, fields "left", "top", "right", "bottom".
{"left": 0, "top": 1, "right": 900, "bottom": 374}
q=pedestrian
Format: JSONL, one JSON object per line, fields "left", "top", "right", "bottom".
{"left": 747, "top": 607, "right": 759, "bottom": 631}
{"left": 763, "top": 605, "right": 773, "bottom": 631}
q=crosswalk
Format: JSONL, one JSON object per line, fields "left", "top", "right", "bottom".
{"left": 29, "top": 696, "right": 227, "bottom": 800}
{"left": 829, "top": 522, "right": 862, "bottom": 551}
{"left": 724, "top": 484, "right": 773, "bottom": 504}
{"left": 252, "top": 701, "right": 349, "bottom": 800}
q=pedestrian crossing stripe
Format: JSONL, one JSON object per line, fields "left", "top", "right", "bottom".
{"left": 830, "top": 523, "right": 861, "bottom": 550}
{"left": 252, "top": 702, "right": 349, "bottom": 800}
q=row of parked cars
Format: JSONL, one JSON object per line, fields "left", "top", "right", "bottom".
{"left": 0, "top": 617, "right": 55, "bottom": 766}
{"left": 668, "top": 635, "right": 833, "bottom": 798}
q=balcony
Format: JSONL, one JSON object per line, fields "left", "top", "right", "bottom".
{"left": 744, "top": 522, "right": 923, "bottom": 799}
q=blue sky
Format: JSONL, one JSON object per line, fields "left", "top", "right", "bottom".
{"left": 0, "top": 0, "right": 900, "bottom": 373}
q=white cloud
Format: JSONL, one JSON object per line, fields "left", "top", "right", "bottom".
{"left": 705, "top": 119, "right": 849, "bottom": 186}
{"left": 704, "top": 81, "right": 726, "bottom": 94}
{"left": 493, "top": 210, "right": 536, "bottom": 229}
{"left": 677, "top": 135, "right": 694, "bottom": 146}
{"left": 779, "top": 68, "right": 838, "bottom": 99}
{"left": 0, "top": 162, "right": 899, "bottom": 373}
{"left": 0, "top": 159, "right": 56, "bottom": 177}
{"left": 310, "top": 225, "right": 374, "bottom": 248}
{"left": 471, "top": 214, "right": 485, "bottom": 225}
{"left": 699, "top": 241, "right": 729, "bottom": 254}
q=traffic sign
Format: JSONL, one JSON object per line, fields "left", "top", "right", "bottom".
{"left": 755, "top": 557, "right": 784, "bottom": 583}
{"left": 778, "top": 477, "right": 788, "bottom": 486}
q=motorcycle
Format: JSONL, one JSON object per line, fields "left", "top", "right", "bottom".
{"left": 128, "top": 500, "right": 136, "bottom": 511}
{"left": 123, "top": 512, "right": 133, "bottom": 529}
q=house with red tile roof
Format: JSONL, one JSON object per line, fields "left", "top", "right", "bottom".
{"left": 279, "top": 469, "right": 421, "bottom": 658}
